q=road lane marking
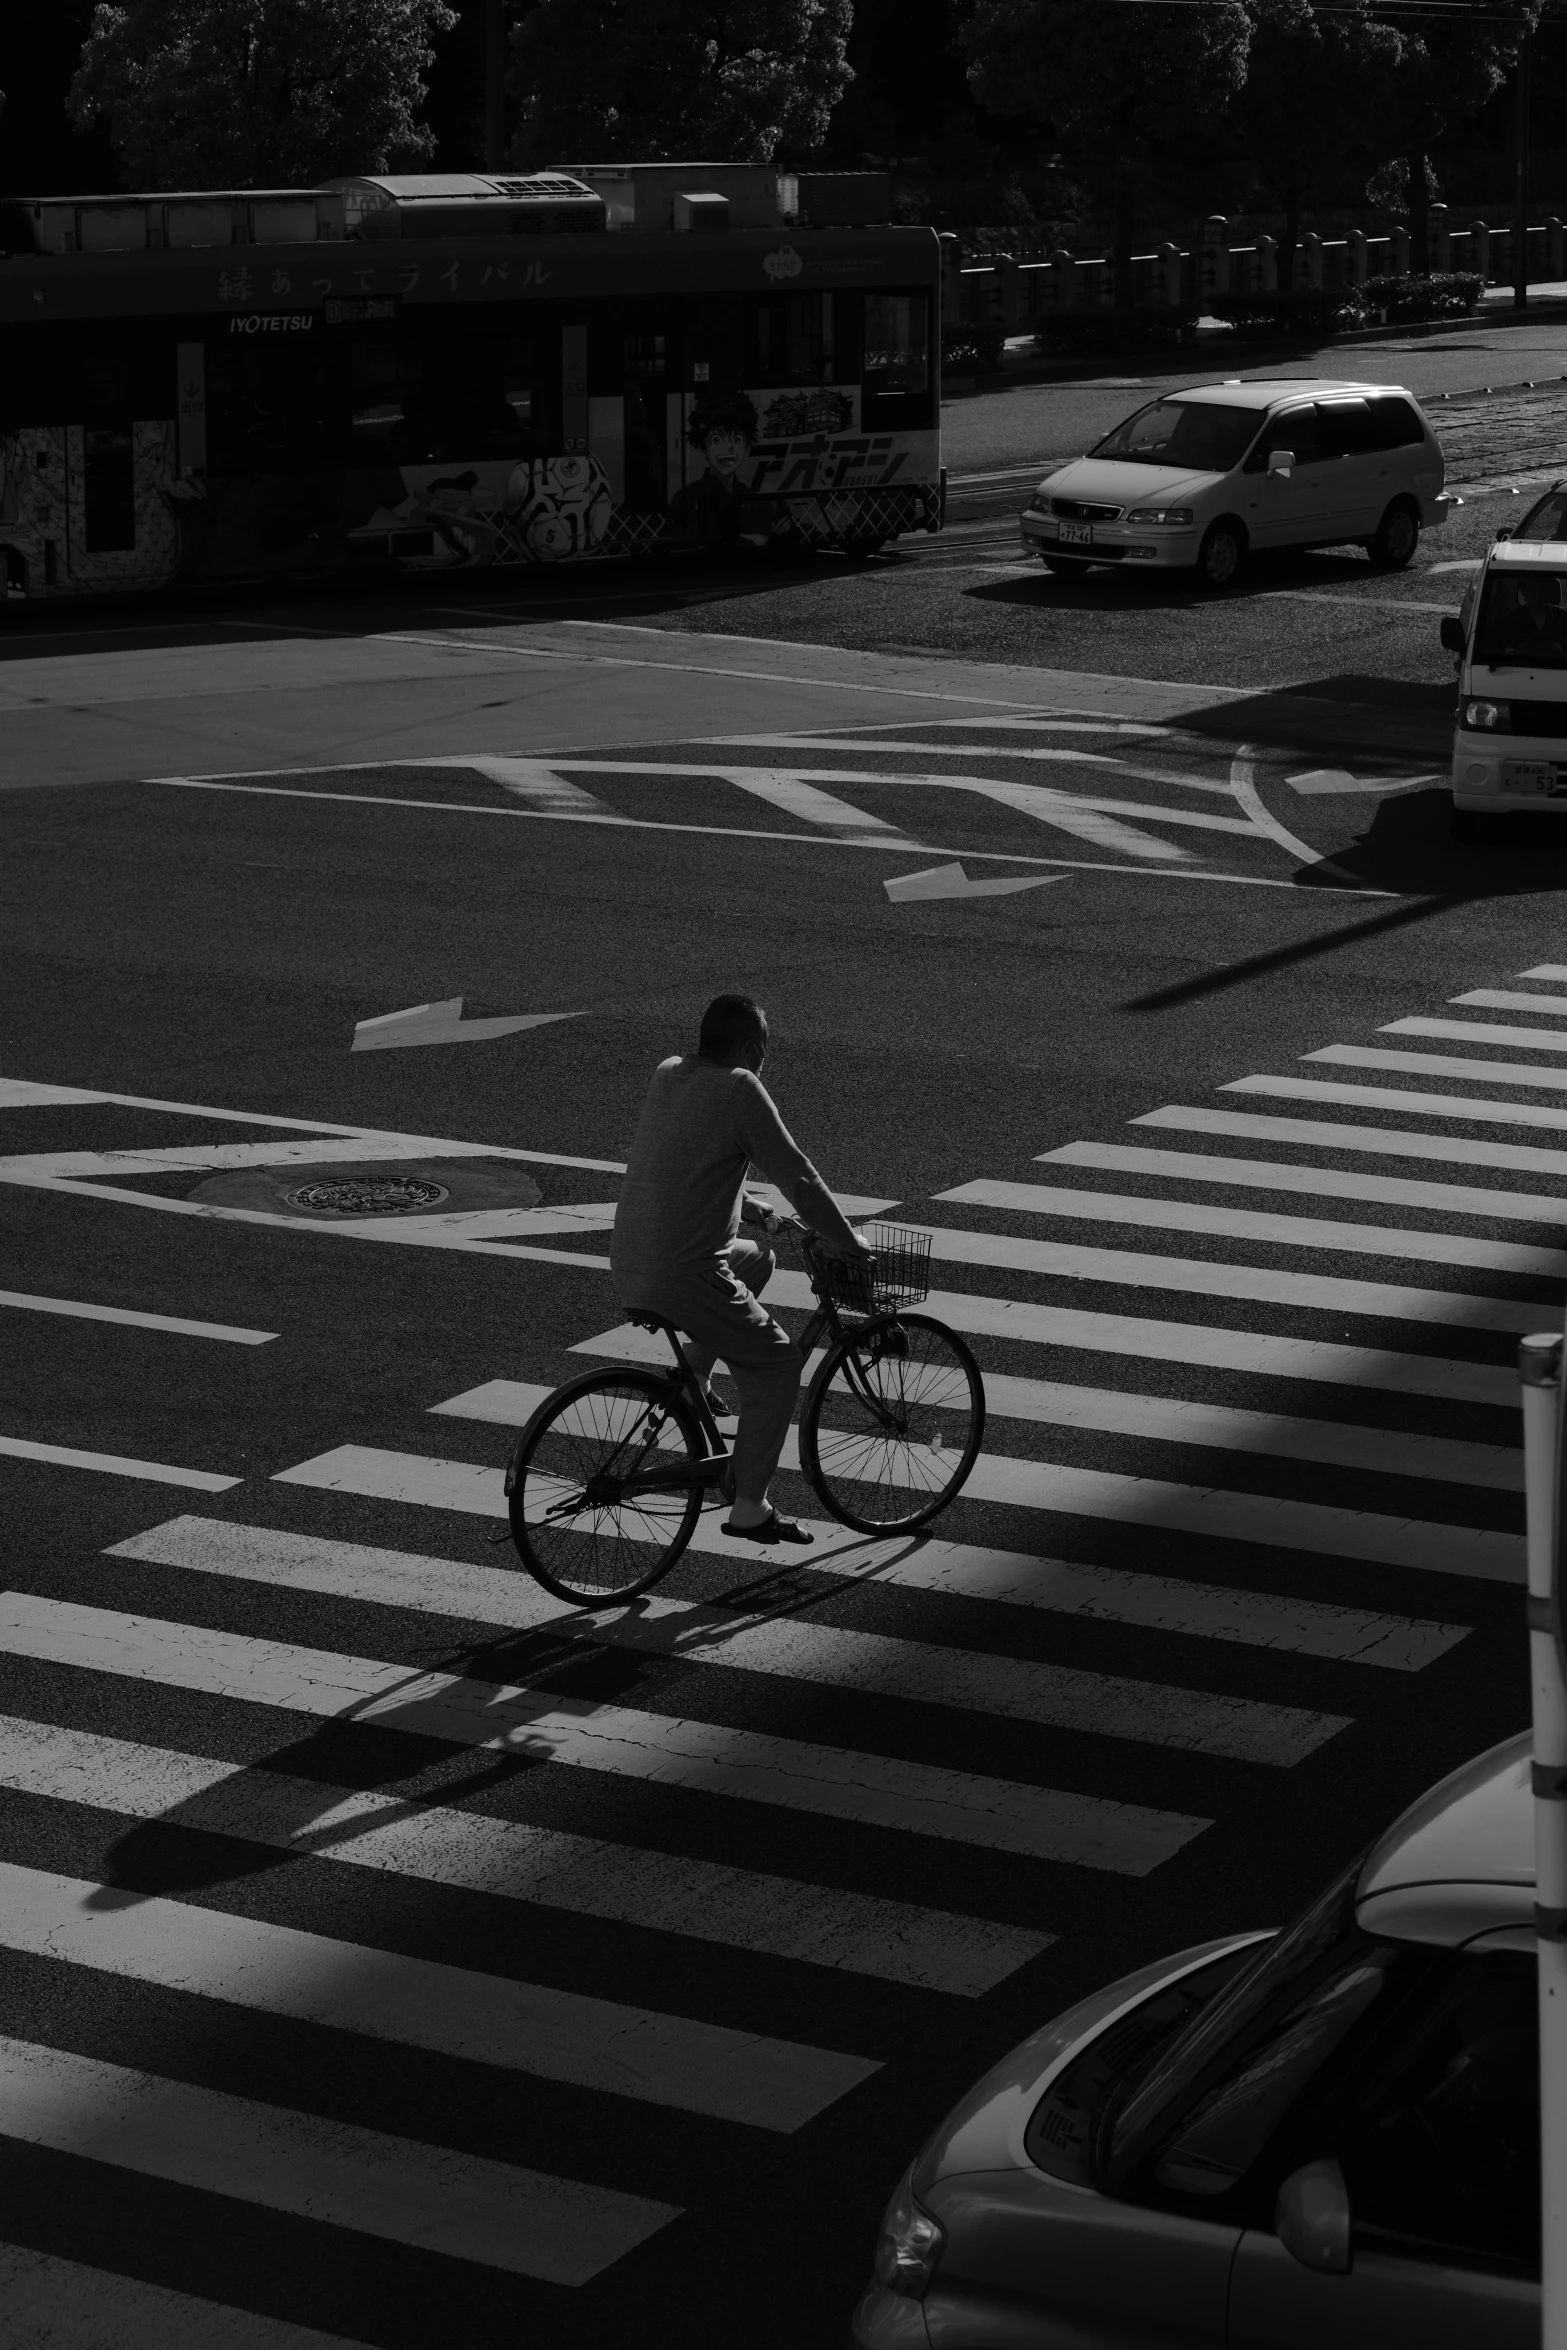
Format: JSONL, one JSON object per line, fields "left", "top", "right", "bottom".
{"left": 1228, "top": 747, "right": 1338, "bottom": 873}
{"left": 1308, "top": 1043, "right": 1567, "bottom": 1093}
{"left": 177, "top": 1503, "right": 1337, "bottom": 1767}
{"left": 706, "top": 738, "right": 1243, "bottom": 798}
{"left": 0, "top": 1594, "right": 1205, "bottom": 1873}
{"left": 1520, "top": 965, "right": 1567, "bottom": 982}
{"left": 0, "top": 1437, "right": 240, "bottom": 1491}
{"left": 560, "top": 1325, "right": 1515, "bottom": 1492}
{"left": 0, "top": 2034, "right": 674, "bottom": 2283}
{"left": 0, "top": 1291, "right": 277, "bottom": 1343}
{"left": 1226, "top": 1074, "right": 1567, "bottom": 1135}
{"left": 0, "top": 1710, "right": 1049, "bottom": 1995}
{"left": 0, "top": 1859, "right": 875, "bottom": 2130}
{"left": 283, "top": 1435, "right": 1519, "bottom": 1585}
{"left": 146, "top": 779, "right": 1378, "bottom": 894}
{"left": 0, "top": 2244, "right": 359, "bottom": 2350}
{"left": 1455, "top": 989, "right": 1567, "bottom": 1017}
{"left": 1141, "top": 1103, "right": 1567, "bottom": 1181}
{"left": 1039, "top": 1139, "right": 1567, "bottom": 1228}
{"left": 903, "top": 1222, "right": 1547, "bottom": 1334}
{"left": 1387, "top": 1016, "right": 1567, "bottom": 1054}
{"left": 936, "top": 1177, "right": 1567, "bottom": 1278}
{"left": 1286, "top": 769, "right": 1437, "bottom": 796}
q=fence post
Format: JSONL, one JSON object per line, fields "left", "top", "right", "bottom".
{"left": 992, "top": 254, "right": 1020, "bottom": 331}
{"left": 1430, "top": 202, "right": 1450, "bottom": 272}
{"left": 1346, "top": 228, "right": 1368, "bottom": 287}
{"left": 1520, "top": 1330, "right": 1567, "bottom": 2350}
{"left": 1052, "top": 248, "right": 1078, "bottom": 311}
{"left": 1390, "top": 225, "right": 1409, "bottom": 275}
{"left": 1202, "top": 215, "right": 1229, "bottom": 303}
{"left": 1552, "top": 218, "right": 1566, "bottom": 280}
{"left": 1472, "top": 218, "right": 1491, "bottom": 282}
{"left": 1302, "top": 231, "right": 1323, "bottom": 290}
{"left": 1255, "top": 233, "right": 1276, "bottom": 294}
{"left": 1156, "top": 240, "right": 1181, "bottom": 309}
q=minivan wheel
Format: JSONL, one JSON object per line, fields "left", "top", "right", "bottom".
{"left": 1368, "top": 501, "right": 1419, "bottom": 570}
{"left": 1195, "top": 522, "right": 1244, "bottom": 590}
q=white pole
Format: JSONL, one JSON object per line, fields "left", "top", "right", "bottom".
{"left": 1520, "top": 1329, "right": 1567, "bottom": 2345}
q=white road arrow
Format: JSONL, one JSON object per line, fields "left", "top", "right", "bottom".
{"left": 350, "top": 1000, "right": 586, "bottom": 1053}
{"left": 884, "top": 863, "right": 1072, "bottom": 905}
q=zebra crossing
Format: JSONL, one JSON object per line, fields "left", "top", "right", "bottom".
{"left": 0, "top": 957, "right": 1559, "bottom": 2339}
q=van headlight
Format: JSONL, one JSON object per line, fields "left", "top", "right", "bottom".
{"left": 1126, "top": 506, "right": 1193, "bottom": 525}
{"left": 1462, "top": 700, "right": 1510, "bottom": 731}
{"left": 872, "top": 2164, "right": 944, "bottom": 2299}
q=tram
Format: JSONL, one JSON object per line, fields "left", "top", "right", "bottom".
{"left": 0, "top": 163, "right": 942, "bottom": 601}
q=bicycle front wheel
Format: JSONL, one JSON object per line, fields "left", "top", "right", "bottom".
{"left": 506, "top": 1369, "right": 704, "bottom": 1604}
{"left": 799, "top": 1312, "right": 985, "bottom": 1533}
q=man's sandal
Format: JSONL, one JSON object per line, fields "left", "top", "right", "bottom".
{"left": 721, "top": 1509, "right": 813, "bottom": 1546}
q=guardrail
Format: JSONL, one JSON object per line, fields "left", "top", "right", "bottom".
{"left": 947, "top": 206, "right": 1567, "bottom": 329}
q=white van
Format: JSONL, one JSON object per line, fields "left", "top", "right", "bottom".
{"left": 1446, "top": 491, "right": 1567, "bottom": 839}
{"left": 1020, "top": 378, "right": 1448, "bottom": 590}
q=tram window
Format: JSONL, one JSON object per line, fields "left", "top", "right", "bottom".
{"left": 83, "top": 426, "right": 135, "bottom": 550}
{"left": 352, "top": 331, "right": 561, "bottom": 463}
{"left": 747, "top": 294, "right": 836, "bottom": 385}
{"left": 864, "top": 294, "right": 929, "bottom": 395}
{"left": 206, "top": 343, "right": 318, "bottom": 473}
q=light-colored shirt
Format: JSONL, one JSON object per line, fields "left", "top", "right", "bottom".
{"left": 611, "top": 1055, "right": 817, "bottom": 1288}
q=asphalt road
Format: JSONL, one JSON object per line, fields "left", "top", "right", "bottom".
{"left": 1, "top": 314, "right": 1564, "bottom": 2348}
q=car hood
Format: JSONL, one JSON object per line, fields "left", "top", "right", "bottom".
{"left": 912, "top": 1933, "right": 1269, "bottom": 2192}
{"left": 1037, "top": 457, "right": 1219, "bottom": 507}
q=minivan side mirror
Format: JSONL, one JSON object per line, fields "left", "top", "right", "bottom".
{"left": 1267, "top": 447, "right": 1295, "bottom": 477}
{"left": 1440, "top": 616, "right": 1467, "bottom": 655}
{"left": 1275, "top": 2158, "right": 1351, "bottom": 2275}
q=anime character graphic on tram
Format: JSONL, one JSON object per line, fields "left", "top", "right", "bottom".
{"left": 665, "top": 390, "right": 784, "bottom": 549}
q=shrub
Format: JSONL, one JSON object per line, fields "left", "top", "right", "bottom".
{"left": 1213, "top": 288, "right": 1354, "bottom": 340}
{"left": 942, "top": 321, "right": 1008, "bottom": 374}
{"left": 1351, "top": 270, "right": 1484, "bottom": 324}
{"left": 1032, "top": 308, "right": 1198, "bottom": 356}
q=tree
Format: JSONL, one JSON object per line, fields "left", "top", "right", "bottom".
{"left": 507, "top": 0, "right": 852, "bottom": 165}
{"left": 1231, "top": 1, "right": 1398, "bottom": 290}
{"left": 1371, "top": 5, "right": 1538, "bottom": 272}
{"left": 68, "top": 0, "right": 457, "bottom": 187}
{"left": 960, "top": 0, "right": 1251, "bottom": 304}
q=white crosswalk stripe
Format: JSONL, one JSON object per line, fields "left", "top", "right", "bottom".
{"left": 1, "top": 949, "right": 1551, "bottom": 2325}
{"left": 0, "top": 2244, "right": 360, "bottom": 2348}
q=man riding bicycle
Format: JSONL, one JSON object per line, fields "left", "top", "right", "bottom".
{"left": 610, "top": 993, "right": 871, "bottom": 1546}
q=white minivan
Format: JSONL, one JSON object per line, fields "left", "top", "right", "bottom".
{"left": 1020, "top": 377, "right": 1448, "bottom": 590}
{"left": 1445, "top": 482, "right": 1567, "bottom": 839}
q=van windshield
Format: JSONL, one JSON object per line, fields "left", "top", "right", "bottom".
{"left": 1090, "top": 398, "right": 1259, "bottom": 473}
{"left": 1476, "top": 569, "right": 1567, "bottom": 668}
{"left": 1104, "top": 1851, "right": 1367, "bottom": 2184}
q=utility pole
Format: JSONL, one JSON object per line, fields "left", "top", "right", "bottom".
{"left": 1514, "top": 17, "right": 1531, "bottom": 311}
{"left": 485, "top": 0, "right": 507, "bottom": 172}
{"left": 1520, "top": 1329, "right": 1567, "bottom": 2348}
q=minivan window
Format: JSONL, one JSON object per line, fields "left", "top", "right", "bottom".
{"left": 1243, "top": 408, "right": 1317, "bottom": 472}
{"left": 1315, "top": 398, "right": 1377, "bottom": 458}
{"left": 1105, "top": 1852, "right": 1365, "bottom": 2183}
{"left": 1090, "top": 398, "right": 1260, "bottom": 473}
{"left": 1370, "top": 394, "right": 1424, "bottom": 450}
{"left": 1476, "top": 569, "right": 1567, "bottom": 668}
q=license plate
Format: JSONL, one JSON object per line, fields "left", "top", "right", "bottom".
{"left": 1058, "top": 520, "right": 1093, "bottom": 547}
{"left": 1504, "top": 762, "right": 1560, "bottom": 792}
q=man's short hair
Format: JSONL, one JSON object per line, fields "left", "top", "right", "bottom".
{"left": 699, "top": 993, "right": 765, "bottom": 1057}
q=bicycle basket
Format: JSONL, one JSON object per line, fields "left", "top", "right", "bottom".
{"left": 811, "top": 1222, "right": 932, "bottom": 1314}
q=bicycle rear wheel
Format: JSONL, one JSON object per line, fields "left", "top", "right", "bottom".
{"left": 798, "top": 1312, "right": 985, "bottom": 1533}
{"left": 506, "top": 1369, "right": 704, "bottom": 1603}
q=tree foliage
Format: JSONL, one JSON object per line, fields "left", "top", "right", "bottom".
{"left": 1233, "top": 1, "right": 1398, "bottom": 285}
{"left": 68, "top": 0, "right": 457, "bottom": 186}
{"left": 960, "top": 0, "right": 1251, "bottom": 297}
{"left": 508, "top": 0, "right": 853, "bottom": 165}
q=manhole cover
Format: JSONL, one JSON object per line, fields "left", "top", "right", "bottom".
{"left": 287, "top": 1176, "right": 451, "bottom": 1217}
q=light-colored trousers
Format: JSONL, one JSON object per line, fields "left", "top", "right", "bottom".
{"left": 620, "top": 1237, "right": 802, "bottom": 1500}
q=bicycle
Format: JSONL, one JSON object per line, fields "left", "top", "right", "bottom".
{"left": 504, "top": 1221, "right": 986, "bottom": 1605}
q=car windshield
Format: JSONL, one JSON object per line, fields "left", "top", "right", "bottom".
{"left": 1514, "top": 485, "right": 1567, "bottom": 543}
{"left": 1090, "top": 397, "right": 1259, "bottom": 473}
{"left": 1475, "top": 569, "right": 1567, "bottom": 668}
{"left": 1104, "top": 1852, "right": 1367, "bottom": 2184}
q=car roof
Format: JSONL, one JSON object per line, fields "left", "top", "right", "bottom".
{"left": 1175, "top": 378, "right": 1410, "bottom": 410}
{"left": 1355, "top": 1730, "right": 1532, "bottom": 1945}
{"left": 1489, "top": 536, "right": 1567, "bottom": 568}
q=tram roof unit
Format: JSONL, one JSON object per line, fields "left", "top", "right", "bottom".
{"left": 0, "top": 166, "right": 893, "bottom": 261}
